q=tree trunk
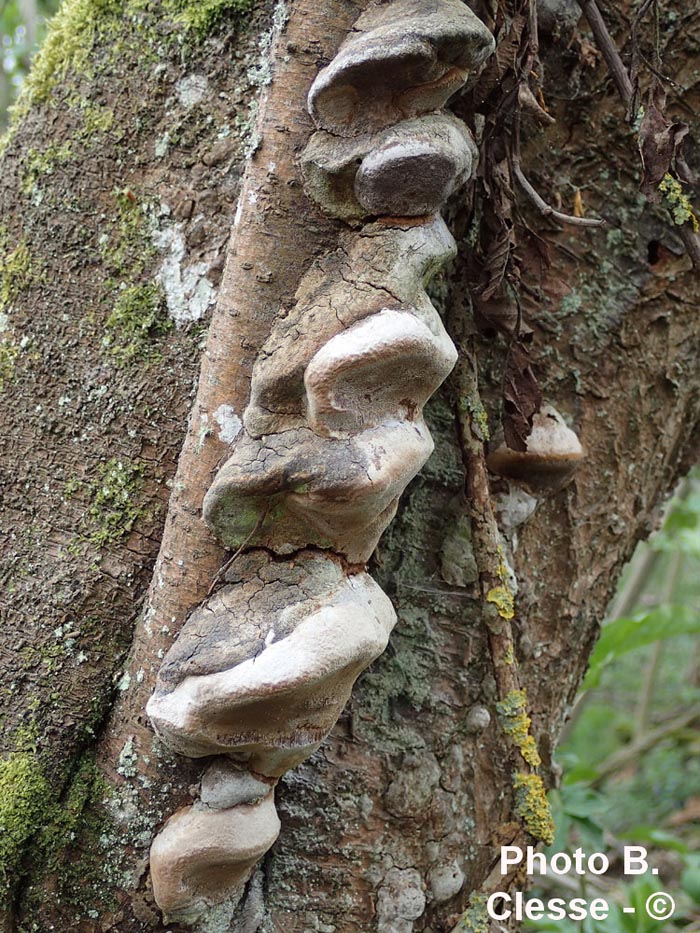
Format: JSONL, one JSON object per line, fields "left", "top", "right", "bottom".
{"left": 1, "top": 1, "right": 699, "bottom": 932}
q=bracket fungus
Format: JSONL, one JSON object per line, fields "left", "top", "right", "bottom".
{"left": 304, "top": 308, "right": 458, "bottom": 437}
{"left": 147, "top": 552, "right": 396, "bottom": 768}
{"left": 302, "top": 113, "right": 478, "bottom": 221}
{"left": 243, "top": 216, "right": 458, "bottom": 438}
{"left": 486, "top": 404, "right": 585, "bottom": 495}
{"left": 150, "top": 790, "right": 280, "bottom": 925}
{"left": 147, "top": 0, "right": 495, "bottom": 922}
{"left": 307, "top": 0, "right": 495, "bottom": 137}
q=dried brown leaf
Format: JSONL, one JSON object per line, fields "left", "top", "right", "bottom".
{"left": 638, "top": 84, "right": 690, "bottom": 200}
{"left": 503, "top": 344, "right": 543, "bottom": 451}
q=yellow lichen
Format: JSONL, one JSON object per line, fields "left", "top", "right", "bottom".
{"left": 658, "top": 174, "right": 699, "bottom": 231}
{"left": 487, "top": 585, "right": 514, "bottom": 620}
{"left": 458, "top": 393, "right": 490, "bottom": 441}
{"left": 455, "top": 893, "right": 489, "bottom": 932}
{"left": 487, "top": 546, "right": 516, "bottom": 619}
{"left": 513, "top": 772, "right": 555, "bottom": 845}
{"left": 496, "top": 689, "right": 541, "bottom": 768}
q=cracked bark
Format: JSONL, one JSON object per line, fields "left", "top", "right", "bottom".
{"left": 2, "top": 1, "right": 700, "bottom": 932}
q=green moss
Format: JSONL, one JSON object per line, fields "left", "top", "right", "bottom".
{"left": 455, "top": 893, "right": 489, "bottom": 932}
{"left": 513, "top": 772, "right": 555, "bottom": 845}
{"left": 0, "top": 340, "right": 19, "bottom": 392}
{"left": 21, "top": 142, "right": 74, "bottom": 197}
{"left": 9, "top": 0, "right": 253, "bottom": 123}
{"left": 78, "top": 101, "right": 115, "bottom": 138}
{"left": 101, "top": 188, "right": 156, "bottom": 278}
{"left": 36, "top": 755, "right": 108, "bottom": 875}
{"left": 496, "top": 689, "right": 541, "bottom": 768}
{"left": 0, "top": 0, "right": 254, "bottom": 158}
{"left": 165, "top": 0, "right": 255, "bottom": 37}
{"left": 659, "top": 173, "right": 699, "bottom": 231}
{"left": 105, "top": 282, "right": 171, "bottom": 361}
{"left": 0, "top": 230, "right": 34, "bottom": 311}
{"left": 11, "top": 0, "right": 123, "bottom": 121}
{"left": 0, "top": 753, "right": 51, "bottom": 901}
{"left": 64, "top": 477, "right": 81, "bottom": 498}
{"left": 86, "top": 457, "right": 146, "bottom": 547}
{"left": 0, "top": 742, "right": 119, "bottom": 919}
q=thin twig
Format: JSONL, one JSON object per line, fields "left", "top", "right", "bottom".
{"left": 512, "top": 161, "right": 606, "bottom": 227}
{"left": 577, "top": 0, "right": 634, "bottom": 106}
{"left": 634, "top": 550, "right": 683, "bottom": 738}
{"left": 206, "top": 503, "right": 271, "bottom": 596}
{"left": 593, "top": 708, "right": 700, "bottom": 783}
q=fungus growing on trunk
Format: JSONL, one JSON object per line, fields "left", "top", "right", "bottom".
{"left": 486, "top": 404, "right": 585, "bottom": 495}
{"left": 147, "top": 0, "right": 495, "bottom": 921}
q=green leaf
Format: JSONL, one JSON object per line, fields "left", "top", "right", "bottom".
{"left": 621, "top": 826, "right": 689, "bottom": 854}
{"left": 584, "top": 605, "right": 700, "bottom": 689}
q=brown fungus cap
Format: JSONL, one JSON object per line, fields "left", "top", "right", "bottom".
{"left": 486, "top": 404, "right": 584, "bottom": 495}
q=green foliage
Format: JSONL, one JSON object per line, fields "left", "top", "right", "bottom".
{"left": 583, "top": 605, "right": 700, "bottom": 690}
{"left": 653, "top": 486, "right": 700, "bottom": 557}
{"left": 527, "top": 474, "right": 700, "bottom": 932}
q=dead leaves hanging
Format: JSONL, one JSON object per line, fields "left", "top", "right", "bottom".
{"left": 638, "top": 83, "right": 691, "bottom": 200}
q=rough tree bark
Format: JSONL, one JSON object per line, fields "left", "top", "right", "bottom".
{"left": 1, "top": 1, "right": 699, "bottom": 932}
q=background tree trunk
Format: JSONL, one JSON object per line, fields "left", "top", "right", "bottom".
{"left": 1, "top": 1, "right": 699, "bottom": 932}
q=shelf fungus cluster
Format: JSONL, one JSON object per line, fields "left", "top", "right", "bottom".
{"left": 147, "top": 0, "right": 495, "bottom": 925}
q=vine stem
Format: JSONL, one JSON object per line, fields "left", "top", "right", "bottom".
{"left": 448, "top": 296, "right": 553, "bottom": 788}
{"left": 447, "top": 309, "right": 555, "bottom": 930}
{"left": 576, "top": 0, "right": 634, "bottom": 106}
{"left": 512, "top": 161, "right": 606, "bottom": 228}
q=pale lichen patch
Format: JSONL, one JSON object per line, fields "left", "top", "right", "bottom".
{"left": 175, "top": 73, "right": 210, "bottom": 108}
{"left": 213, "top": 404, "right": 243, "bottom": 444}
{"left": 152, "top": 222, "right": 217, "bottom": 325}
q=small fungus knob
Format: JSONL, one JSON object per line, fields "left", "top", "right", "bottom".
{"left": 486, "top": 404, "right": 584, "bottom": 495}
